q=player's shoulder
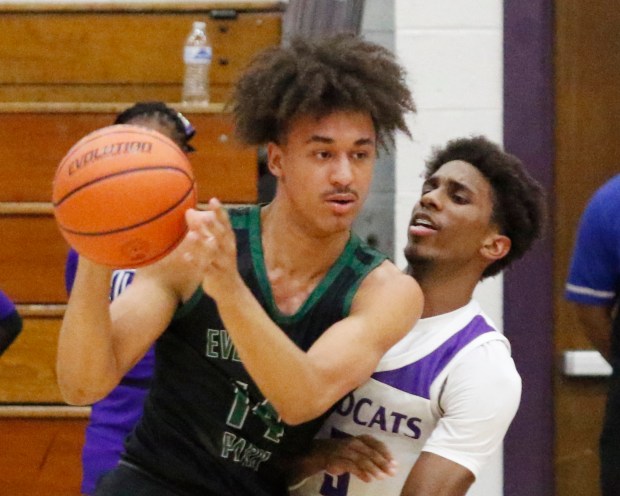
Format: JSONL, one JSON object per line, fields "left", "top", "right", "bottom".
{"left": 449, "top": 339, "right": 521, "bottom": 393}
{"left": 358, "top": 260, "right": 424, "bottom": 311}
{"left": 365, "top": 259, "right": 421, "bottom": 295}
{"left": 584, "top": 175, "right": 620, "bottom": 219}
{"left": 594, "top": 174, "right": 620, "bottom": 201}
{"left": 430, "top": 343, "right": 521, "bottom": 436}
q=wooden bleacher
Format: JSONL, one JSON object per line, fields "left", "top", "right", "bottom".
{"left": 0, "top": 103, "right": 259, "bottom": 304}
{"left": 0, "top": 1, "right": 284, "bottom": 103}
{"left": 0, "top": 2, "right": 284, "bottom": 494}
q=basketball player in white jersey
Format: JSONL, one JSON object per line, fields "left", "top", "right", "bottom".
{"left": 290, "top": 136, "right": 546, "bottom": 496}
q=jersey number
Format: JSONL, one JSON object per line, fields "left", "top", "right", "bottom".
{"left": 227, "top": 380, "right": 284, "bottom": 443}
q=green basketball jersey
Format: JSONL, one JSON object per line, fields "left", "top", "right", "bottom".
{"left": 122, "top": 205, "right": 388, "bottom": 495}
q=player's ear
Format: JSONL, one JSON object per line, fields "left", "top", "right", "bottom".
{"left": 266, "top": 142, "right": 284, "bottom": 178}
{"left": 480, "top": 233, "right": 511, "bottom": 262}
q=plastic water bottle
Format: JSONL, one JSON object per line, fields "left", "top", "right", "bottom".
{"left": 182, "top": 21, "right": 212, "bottom": 104}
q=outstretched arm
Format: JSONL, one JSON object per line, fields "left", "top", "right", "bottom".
{"left": 56, "top": 246, "right": 197, "bottom": 405}
{"left": 184, "top": 201, "right": 424, "bottom": 424}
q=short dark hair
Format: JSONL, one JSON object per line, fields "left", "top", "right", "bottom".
{"left": 425, "top": 135, "right": 547, "bottom": 278}
{"left": 114, "top": 101, "right": 196, "bottom": 153}
{"left": 232, "top": 34, "right": 415, "bottom": 149}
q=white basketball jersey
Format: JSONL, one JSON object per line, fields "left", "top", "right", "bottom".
{"left": 292, "top": 300, "right": 510, "bottom": 496}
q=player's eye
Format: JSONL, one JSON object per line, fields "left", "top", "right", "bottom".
{"left": 451, "top": 192, "right": 470, "bottom": 205}
{"left": 315, "top": 150, "right": 331, "bottom": 160}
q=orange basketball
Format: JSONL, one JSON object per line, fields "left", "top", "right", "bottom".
{"left": 53, "top": 124, "right": 197, "bottom": 268}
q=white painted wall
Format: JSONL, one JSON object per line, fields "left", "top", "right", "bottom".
{"left": 355, "top": 0, "right": 397, "bottom": 257}
{"left": 365, "top": 0, "right": 505, "bottom": 494}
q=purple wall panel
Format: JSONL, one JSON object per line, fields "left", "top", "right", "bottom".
{"left": 503, "top": 1, "right": 555, "bottom": 495}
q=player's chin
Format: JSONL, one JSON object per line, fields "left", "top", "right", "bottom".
{"left": 329, "top": 214, "right": 357, "bottom": 233}
{"left": 404, "top": 244, "right": 432, "bottom": 265}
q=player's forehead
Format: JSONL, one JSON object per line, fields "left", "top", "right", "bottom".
{"left": 284, "top": 110, "right": 376, "bottom": 147}
{"left": 429, "top": 160, "right": 492, "bottom": 197}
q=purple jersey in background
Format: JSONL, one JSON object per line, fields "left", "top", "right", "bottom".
{"left": 0, "top": 288, "right": 22, "bottom": 355}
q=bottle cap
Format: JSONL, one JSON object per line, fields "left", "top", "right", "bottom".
{"left": 193, "top": 21, "right": 206, "bottom": 30}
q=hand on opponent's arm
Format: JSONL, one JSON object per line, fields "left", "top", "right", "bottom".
{"left": 289, "top": 434, "right": 397, "bottom": 488}
{"left": 184, "top": 200, "right": 425, "bottom": 424}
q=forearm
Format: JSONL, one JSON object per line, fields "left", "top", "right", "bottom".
{"left": 215, "top": 281, "right": 330, "bottom": 424}
{"left": 213, "top": 270, "right": 420, "bottom": 424}
{"left": 573, "top": 303, "right": 613, "bottom": 361}
{"left": 56, "top": 258, "right": 118, "bottom": 405}
{"left": 401, "top": 452, "right": 473, "bottom": 496}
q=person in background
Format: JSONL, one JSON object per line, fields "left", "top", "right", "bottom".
{"left": 290, "top": 135, "right": 546, "bottom": 496}
{"left": 57, "top": 34, "right": 422, "bottom": 496}
{"left": 0, "top": 289, "right": 22, "bottom": 356}
{"left": 565, "top": 174, "right": 620, "bottom": 496}
{"left": 64, "top": 101, "right": 196, "bottom": 495}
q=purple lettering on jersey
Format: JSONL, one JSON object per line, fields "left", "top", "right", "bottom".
{"left": 371, "top": 315, "right": 495, "bottom": 399}
{"left": 405, "top": 417, "right": 422, "bottom": 439}
{"left": 336, "top": 393, "right": 355, "bottom": 416}
{"left": 390, "top": 411, "right": 407, "bottom": 433}
{"left": 367, "top": 406, "right": 387, "bottom": 431}
{"left": 352, "top": 397, "right": 372, "bottom": 426}
{"left": 334, "top": 393, "right": 417, "bottom": 436}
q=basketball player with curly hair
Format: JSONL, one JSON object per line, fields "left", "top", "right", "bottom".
{"left": 57, "top": 35, "right": 423, "bottom": 496}
{"left": 291, "top": 136, "right": 546, "bottom": 496}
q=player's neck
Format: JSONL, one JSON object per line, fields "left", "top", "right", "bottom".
{"left": 259, "top": 201, "right": 352, "bottom": 316}
{"left": 408, "top": 264, "right": 479, "bottom": 318}
{"left": 260, "top": 201, "right": 350, "bottom": 278}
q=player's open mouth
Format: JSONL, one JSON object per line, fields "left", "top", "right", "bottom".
{"left": 410, "top": 213, "right": 438, "bottom": 236}
{"left": 325, "top": 192, "right": 357, "bottom": 212}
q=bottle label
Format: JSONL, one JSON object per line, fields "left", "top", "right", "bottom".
{"left": 184, "top": 46, "right": 212, "bottom": 64}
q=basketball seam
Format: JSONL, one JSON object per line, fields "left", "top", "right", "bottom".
{"left": 57, "top": 183, "right": 196, "bottom": 236}
{"left": 53, "top": 166, "right": 194, "bottom": 207}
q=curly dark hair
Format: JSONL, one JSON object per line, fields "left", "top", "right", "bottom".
{"left": 231, "top": 34, "right": 415, "bottom": 149}
{"left": 425, "top": 135, "right": 547, "bottom": 279}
